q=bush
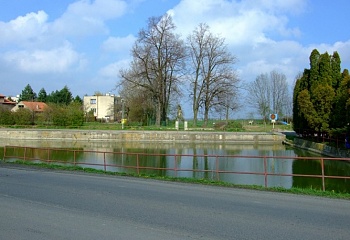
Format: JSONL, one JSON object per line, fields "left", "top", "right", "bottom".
{"left": 226, "top": 121, "right": 243, "bottom": 131}
{"left": 44, "top": 103, "right": 84, "bottom": 127}
{"left": 13, "top": 109, "right": 33, "bottom": 125}
{"left": 0, "top": 107, "right": 15, "bottom": 125}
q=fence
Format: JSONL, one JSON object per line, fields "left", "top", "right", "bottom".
{"left": 3, "top": 145, "right": 350, "bottom": 192}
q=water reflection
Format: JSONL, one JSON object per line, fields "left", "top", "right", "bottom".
{"left": 1, "top": 139, "right": 349, "bottom": 192}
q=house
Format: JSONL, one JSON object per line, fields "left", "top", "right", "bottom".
{"left": 0, "top": 94, "right": 17, "bottom": 110}
{"left": 83, "top": 94, "right": 121, "bottom": 121}
{"left": 11, "top": 101, "right": 48, "bottom": 113}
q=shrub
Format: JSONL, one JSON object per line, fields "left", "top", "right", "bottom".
{"left": 0, "top": 107, "right": 15, "bottom": 125}
{"left": 13, "top": 109, "right": 33, "bottom": 125}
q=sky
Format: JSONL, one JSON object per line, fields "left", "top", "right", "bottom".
{"left": 0, "top": 0, "right": 350, "bottom": 117}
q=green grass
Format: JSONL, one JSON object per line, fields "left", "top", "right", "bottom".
{"left": 1, "top": 119, "right": 294, "bottom": 132}
{"left": 4, "top": 160, "right": 349, "bottom": 200}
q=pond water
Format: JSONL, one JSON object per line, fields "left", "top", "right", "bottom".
{"left": 1, "top": 139, "right": 349, "bottom": 193}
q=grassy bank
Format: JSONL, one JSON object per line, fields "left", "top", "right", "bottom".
{"left": 0, "top": 120, "right": 293, "bottom": 132}
{"left": 3, "top": 160, "right": 349, "bottom": 200}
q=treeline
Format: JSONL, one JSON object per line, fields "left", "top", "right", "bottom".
{"left": 0, "top": 84, "right": 84, "bottom": 126}
{"left": 293, "top": 49, "right": 350, "bottom": 136}
{"left": 19, "top": 84, "right": 82, "bottom": 104}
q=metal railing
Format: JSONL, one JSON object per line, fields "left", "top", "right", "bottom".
{"left": 3, "top": 145, "right": 350, "bottom": 192}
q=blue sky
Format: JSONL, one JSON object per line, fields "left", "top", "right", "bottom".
{"left": 0, "top": 0, "right": 349, "bottom": 117}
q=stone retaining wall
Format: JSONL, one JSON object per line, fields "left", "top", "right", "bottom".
{"left": 0, "top": 129, "right": 285, "bottom": 143}
{"left": 287, "top": 138, "right": 350, "bottom": 158}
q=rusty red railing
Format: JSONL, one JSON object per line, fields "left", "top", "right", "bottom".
{"left": 2, "top": 145, "right": 350, "bottom": 192}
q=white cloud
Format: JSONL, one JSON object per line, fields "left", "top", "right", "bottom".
{"left": 52, "top": 0, "right": 127, "bottom": 36}
{"left": 0, "top": 11, "right": 48, "bottom": 46}
{"left": 3, "top": 42, "right": 81, "bottom": 73}
{"left": 99, "top": 59, "right": 130, "bottom": 78}
{"left": 167, "top": 0, "right": 350, "bottom": 87}
{"left": 101, "top": 34, "right": 136, "bottom": 55}
{"left": 170, "top": 0, "right": 305, "bottom": 45}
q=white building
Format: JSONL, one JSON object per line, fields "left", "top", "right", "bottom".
{"left": 84, "top": 94, "right": 119, "bottom": 121}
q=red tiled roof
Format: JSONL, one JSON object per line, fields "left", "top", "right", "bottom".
{"left": 4, "top": 98, "right": 16, "bottom": 104}
{"left": 21, "top": 101, "right": 48, "bottom": 112}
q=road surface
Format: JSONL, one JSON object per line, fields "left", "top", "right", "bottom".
{"left": 0, "top": 164, "right": 349, "bottom": 240}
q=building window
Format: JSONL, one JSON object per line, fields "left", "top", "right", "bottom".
{"left": 90, "top": 99, "right": 96, "bottom": 104}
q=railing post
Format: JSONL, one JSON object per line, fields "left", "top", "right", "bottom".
{"left": 3, "top": 146, "right": 6, "bottom": 161}
{"left": 74, "top": 150, "right": 76, "bottom": 166}
{"left": 174, "top": 155, "right": 177, "bottom": 178}
{"left": 137, "top": 153, "right": 139, "bottom": 175}
{"left": 321, "top": 158, "right": 325, "bottom": 191}
{"left": 264, "top": 156, "right": 268, "bottom": 188}
{"left": 104, "top": 152, "right": 106, "bottom": 172}
{"left": 216, "top": 156, "right": 219, "bottom": 181}
{"left": 24, "top": 147, "right": 27, "bottom": 162}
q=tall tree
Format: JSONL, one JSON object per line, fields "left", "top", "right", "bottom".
{"left": 47, "top": 86, "right": 73, "bottom": 105}
{"left": 270, "top": 70, "right": 289, "bottom": 115}
{"left": 119, "top": 14, "right": 186, "bottom": 126}
{"left": 331, "top": 69, "right": 350, "bottom": 128}
{"left": 37, "top": 88, "right": 47, "bottom": 102}
{"left": 293, "top": 50, "right": 341, "bottom": 134}
{"left": 187, "top": 23, "right": 238, "bottom": 126}
{"left": 19, "top": 84, "right": 37, "bottom": 102}
{"left": 247, "top": 73, "right": 271, "bottom": 122}
{"left": 247, "top": 71, "right": 290, "bottom": 122}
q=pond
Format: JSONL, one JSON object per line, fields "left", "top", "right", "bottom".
{"left": 1, "top": 139, "right": 349, "bottom": 193}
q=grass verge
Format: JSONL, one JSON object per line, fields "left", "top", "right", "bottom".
{"left": 3, "top": 160, "right": 350, "bottom": 200}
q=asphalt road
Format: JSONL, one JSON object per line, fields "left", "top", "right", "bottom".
{"left": 0, "top": 164, "right": 349, "bottom": 240}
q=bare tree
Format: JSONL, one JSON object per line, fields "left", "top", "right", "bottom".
{"left": 247, "top": 71, "right": 290, "bottom": 122}
{"left": 119, "top": 14, "right": 186, "bottom": 126}
{"left": 187, "top": 23, "right": 238, "bottom": 126}
{"left": 119, "top": 79, "right": 155, "bottom": 124}
{"left": 213, "top": 91, "right": 240, "bottom": 123}
{"left": 270, "top": 70, "right": 289, "bottom": 115}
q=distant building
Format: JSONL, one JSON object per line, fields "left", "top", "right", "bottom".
{"left": 11, "top": 101, "right": 48, "bottom": 113}
{"left": 83, "top": 94, "right": 121, "bottom": 122}
{"left": 0, "top": 94, "right": 17, "bottom": 110}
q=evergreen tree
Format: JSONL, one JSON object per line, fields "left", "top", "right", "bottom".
{"left": 293, "top": 49, "right": 348, "bottom": 134}
{"left": 19, "top": 84, "right": 37, "bottom": 102}
{"left": 37, "top": 88, "right": 47, "bottom": 102}
{"left": 59, "top": 86, "right": 73, "bottom": 105}
{"left": 332, "top": 69, "right": 350, "bottom": 128}
{"left": 73, "top": 95, "right": 83, "bottom": 104}
{"left": 331, "top": 51, "right": 342, "bottom": 89}
{"left": 47, "top": 86, "right": 73, "bottom": 105}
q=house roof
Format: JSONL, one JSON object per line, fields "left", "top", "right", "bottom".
{"left": 0, "top": 94, "right": 16, "bottom": 105}
{"left": 20, "top": 101, "right": 48, "bottom": 112}
{"left": 3, "top": 99, "right": 16, "bottom": 105}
